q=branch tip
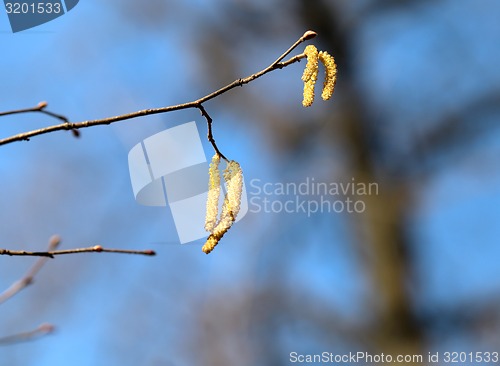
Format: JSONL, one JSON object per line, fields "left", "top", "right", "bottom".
{"left": 0, "top": 323, "right": 55, "bottom": 345}
{"left": 38, "top": 323, "right": 55, "bottom": 334}
{"left": 37, "top": 101, "right": 48, "bottom": 109}
{"left": 302, "top": 30, "right": 317, "bottom": 41}
{"left": 49, "top": 235, "right": 61, "bottom": 248}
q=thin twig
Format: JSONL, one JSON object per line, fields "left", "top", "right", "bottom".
{"left": 0, "top": 30, "right": 315, "bottom": 147}
{"left": 198, "top": 104, "right": 228, "bottom": 161}
{"left": 0, "top": 101, "right": 82, "bottom": 138}
{"left": 0, "top": 235, "right": 60, "bottom": 305}
{"left": 0, "top": 323, "right": 54, "bottom": 346}
{"left": 0, "top": 245, "right": 156, "bottom": 258}
{"left": 0, "top": 101, "right": 68, "bottom": 122}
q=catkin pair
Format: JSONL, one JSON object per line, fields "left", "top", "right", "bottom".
{"left": 302, "top": 45, "right": 337, "bottom": 107}
{"left": 203, "top": 155, "right": 243, "bottom": 254}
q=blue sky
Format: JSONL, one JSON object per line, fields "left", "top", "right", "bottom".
{"left": 2, "top": 1, "right": 500, "bottom": 365}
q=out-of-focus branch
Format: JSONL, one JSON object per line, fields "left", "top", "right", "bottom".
{"left": 0, "top": 323, "right": 54, "bottom": 346}
{"left": 0, "top": 235, "right": 60, "bottom": 305}
{"left": 0, "top": 234, "right": 154, "bottom": 348}
{"left": 0, "top": 30, "right": 315, "bottom": 148}
{"left": 392, "top": 93, "right": 500, "bottom": 178}
{"left": 0, "top": 235, "right": 154, "bottom": 304}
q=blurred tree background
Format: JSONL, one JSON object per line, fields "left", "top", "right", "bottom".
{"left": 2, "top": 0, "right": 500, "bottom": 365}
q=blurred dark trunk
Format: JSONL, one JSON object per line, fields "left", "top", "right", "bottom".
{"left": 298, "top": 0, "right": 423, "bottom": 361}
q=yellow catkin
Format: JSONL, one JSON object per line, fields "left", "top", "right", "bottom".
{"left": 318, "top": 51, "right": 337, "bottom": 101}
{"left": 204, "top": 154, "right": 221, "bottom": 232}
{"left": 202, "top": 205, "right": 232, "bottom": 254}
{"left": 215, "top": 161, "right": 242, "bottom": 231}
{"left": 202, "top": 234, "right": 220, "bottom": 254}
{"left": 302, "top": 45, "right": 319, "bottom": 107}
{"left": 202, "top": 222, "right": 231, "bottom": 254}
{"left": 302, "top": 45, "right": 318, "bottom": 82}
{"left": 202, "top": 160, "right": 244, "bottom": 254}
{"left": 223, "top": 161, "right": 243, "bottom": 219}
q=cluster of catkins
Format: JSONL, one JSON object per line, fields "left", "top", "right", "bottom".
{"left": 203, "top": 154, "right": 243, "bottom": 254}
{"left": 302, "top": 45, "right": 337, "bottom": 107}
{"left": 202, "top": 41, "right": 336, "bottom": 254}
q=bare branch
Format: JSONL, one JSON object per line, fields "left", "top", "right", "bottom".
{"left": 0, "top": 323, "right": 54, "bottom": 346}
{"left": 0, "top": 101, "right": 68, "bottom": 122}
{"left": 0, "top": 101, "right": 82, "bottom": 138}
{"left": 0, "top": 244, "right": 156, "bottom": 258}
{"left": 0, "top": 30, "right": 313, "bottom": 147}
{"left": 0, "top": 235, "right": 60, "bottom": 305}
